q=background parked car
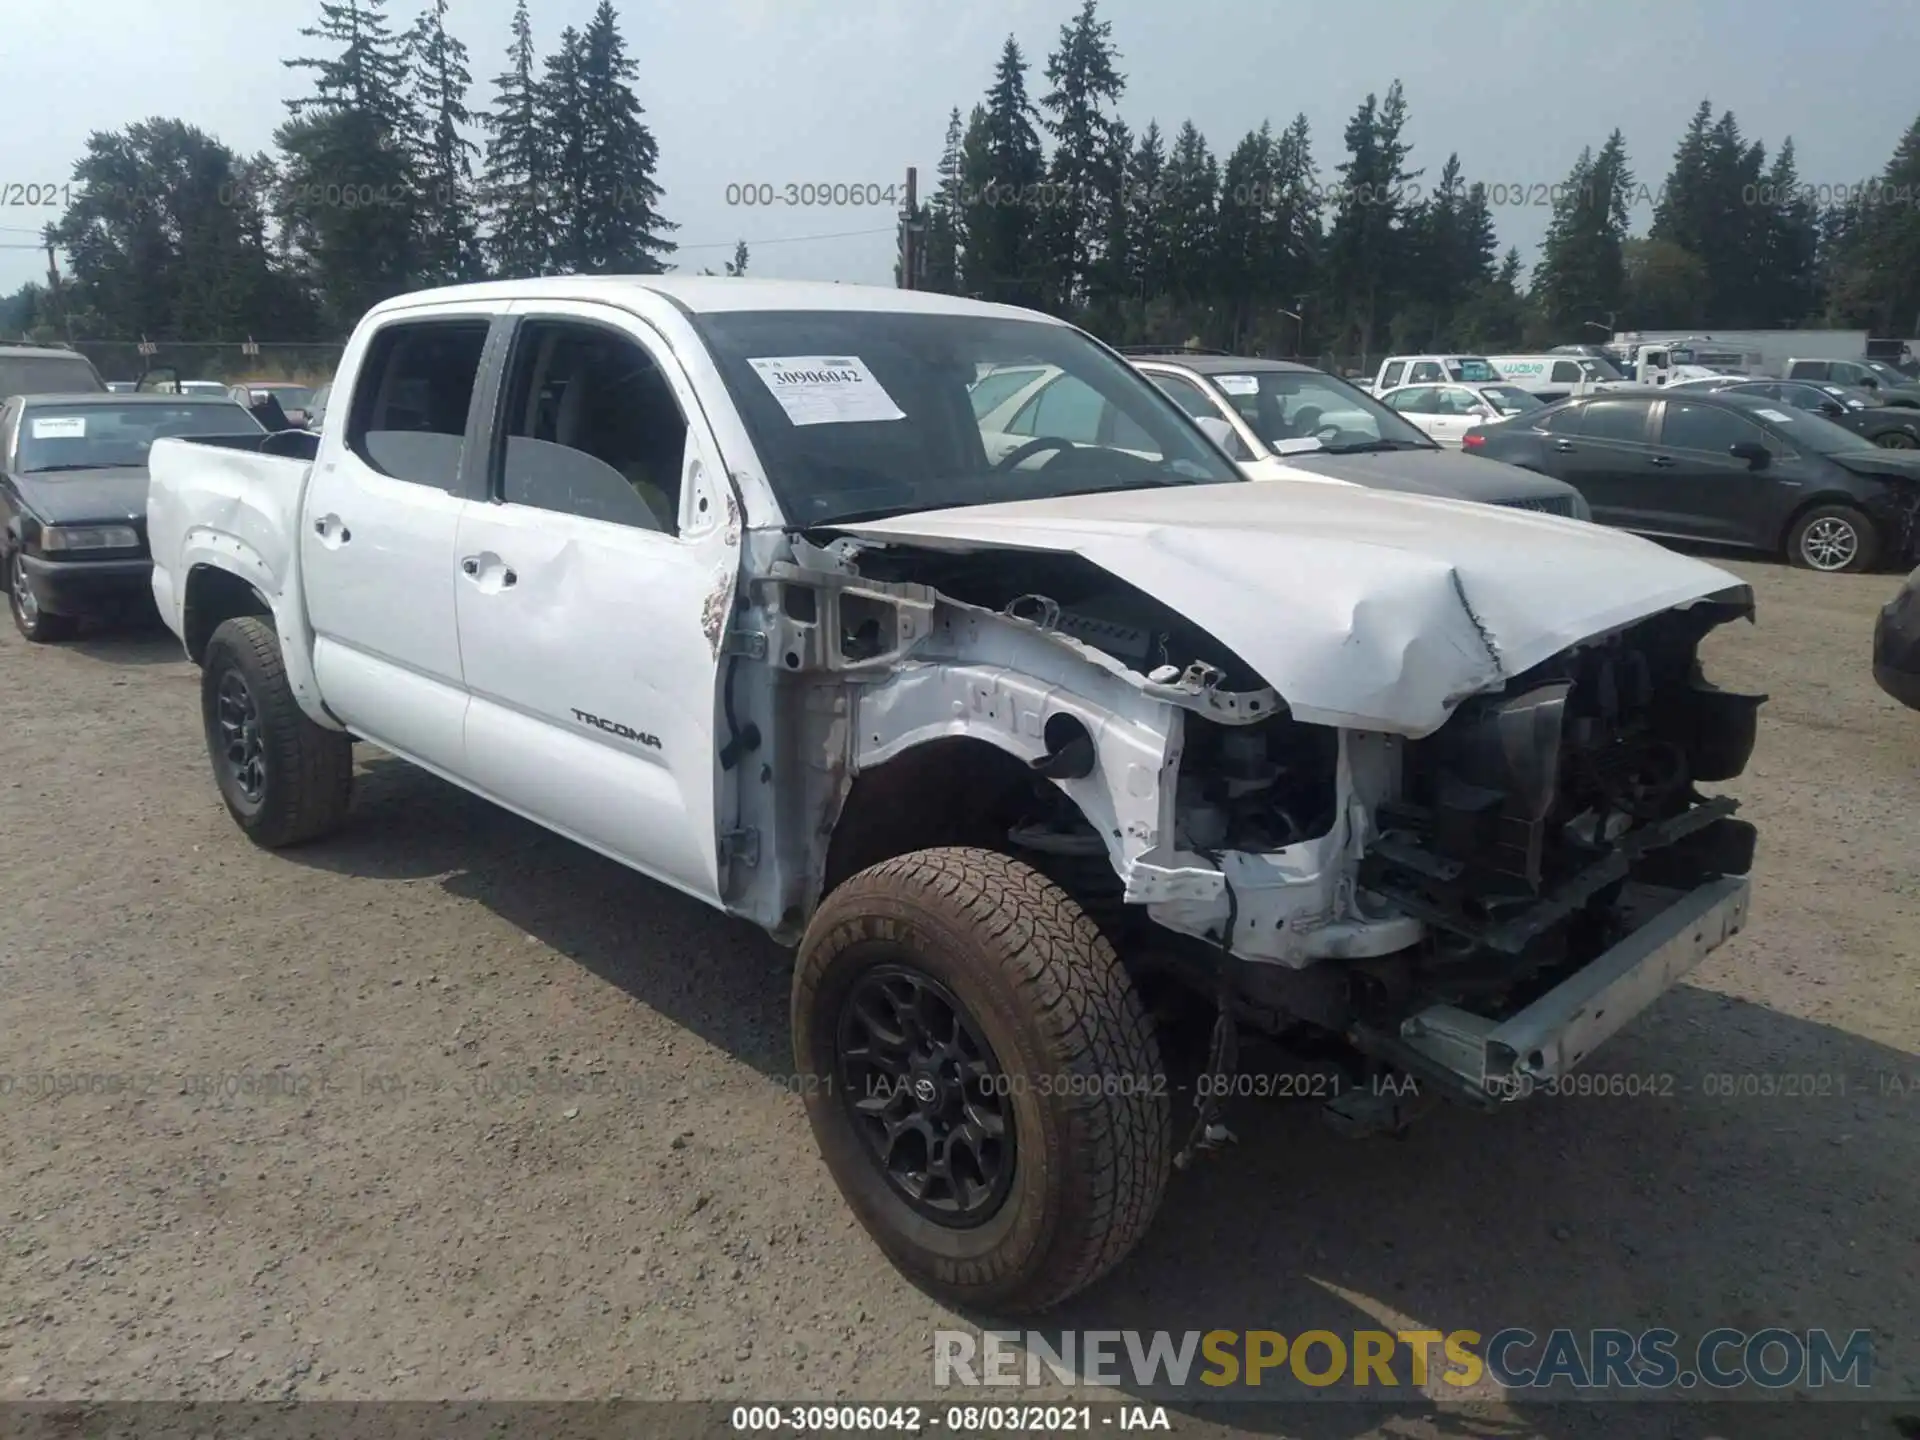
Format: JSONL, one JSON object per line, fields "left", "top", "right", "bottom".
{"left": 304, "top": 381, "right": 332, "bottom": 432}
{"left": 1117, "top": 352, "right": 1590, "bottom": 516}
{"left": 1668, "top": 379, "right": 1920, "bottom": 449}
{"left": 1872, "top": 565, "right": 1920, "bottom": 709}
{"left": 1464, "top": 389, "right": 1920, "bottom": 573}
{"left": 230, "top": 381, "right": 314, "bottom": 428}
{"left": 1786, "top": 358, "right": 1920, "bottom": 409}
{"left": 1377, "top": 380, "right": 1544, "bottom": 447}
{"left": 0, "top": 343, "right": 107, "bottom": 400}
{"left": 0, "top": 393, "right": 264, "bottom": 641}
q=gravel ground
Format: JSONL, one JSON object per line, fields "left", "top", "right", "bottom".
{"left": 0, "top": 556, "right": 1915, "bottom": 1438}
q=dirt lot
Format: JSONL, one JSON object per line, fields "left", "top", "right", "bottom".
{"left": 1, "top": 556, "right": 1915, "bottom": 1435}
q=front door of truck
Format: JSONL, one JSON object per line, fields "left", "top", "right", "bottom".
{"left": 300, "top": 311, "right": 500, "bottom": 770}
{"left": 452, "top": 303, "right": 736, "bottom": 904}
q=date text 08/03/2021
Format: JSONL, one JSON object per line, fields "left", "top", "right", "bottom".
{"left": 731, "top": 1405, "right": 1169, "bottom": 1433}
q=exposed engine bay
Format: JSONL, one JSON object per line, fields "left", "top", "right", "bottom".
{"left": 742, "top": 524, "right": 1764, "bottom": 1120}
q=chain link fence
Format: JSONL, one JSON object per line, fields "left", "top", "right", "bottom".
{"left": 70, "top": 341, "right": 346, "bottom": 387}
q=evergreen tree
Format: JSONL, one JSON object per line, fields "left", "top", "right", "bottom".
{"left": 278, "top": 0, "right": 423, "bottom": 328}
{"left": 1160, "top": 121, "right": 1218, "bottom": 306}
{"left": 955, "top": 104, "right": 994, "bottom": 297}
{"left": 1755, "top": 139, "right": 1819, "bottom": 325}
{"left": 573, "top": 0, "right": 675, "bottom": 274}
{"left": 1324, "top": 80, "right": 1421, "bottom": 358}
{"left": 1122, "top": 121, "right": 1169, "bottom": 302}
{"left": 1532, "top": 131, "right": 1633, "bottom": 337}
{"left": 922, "top": 108, "right": 966, "bottom": 294}
{"left": 407, "top": 0, "right": 486, "bottom": 284}
{"left": 1261, "top": 114, "right": 1321, "bottom": 351}
{"left": 727, "top": 240, "right": 749, "bottom": 277}
{"left": 284, "top": 0, "right": 418, "bottom": 133}
{"left": 1214, "top": 126, "right": 1272, "bottom": 348}
{"left": 1037, "top": 0, "right": 1126, "bottom": 313}
{"left": 480, "top": 0, "right": 552, "bottom": 279}
{"left": 536, "top": 26, "right": 590, "bottom": 272}
{"left": 964, "top": 39, "right": 1045, "bottom": 306}
{"left": 1824, "top": 115, "right": 1920, "bottom": 334}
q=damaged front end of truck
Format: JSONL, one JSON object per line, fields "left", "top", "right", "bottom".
{"left": 717, "top": 485, "right": 1764, "bottom": 1133}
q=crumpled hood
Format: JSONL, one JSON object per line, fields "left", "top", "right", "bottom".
{"left": 840, "top": 481, "right": 1747, "bottom": 736}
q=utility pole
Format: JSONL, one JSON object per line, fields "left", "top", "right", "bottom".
{"left": 898, "top": 166, "right": 918, "bottom": 290}
{"left": 43, "top": 238, "right": 73, "bottom": 345}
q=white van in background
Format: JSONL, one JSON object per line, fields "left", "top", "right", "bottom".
{"left": 1487, "top": 353, "right": 1632, "bottom": 402}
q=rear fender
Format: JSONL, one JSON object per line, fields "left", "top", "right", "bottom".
{"left": 180, "top": 540, "right": 337, "bottom": 732}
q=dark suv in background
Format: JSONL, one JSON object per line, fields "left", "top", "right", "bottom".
{"left": 0, "top": 342, "right": 107, "bottom": 400}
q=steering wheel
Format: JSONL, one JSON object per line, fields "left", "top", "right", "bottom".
{"left": 995, "top": 435, "right": 1077, "bottom": 471}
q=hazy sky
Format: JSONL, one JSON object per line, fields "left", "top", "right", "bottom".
{"left": 2, "top": 0, "right": 1914, "bottom": 307}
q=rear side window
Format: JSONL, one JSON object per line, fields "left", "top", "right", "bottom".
{"left": 347, "top": 319, "right": 490, "bottom": 488}
{"left": 1788, "top": 361, "right": 1826, "bottom": 380}
{"left": 1550, "top": 361, "right": 1582, "bottom": 383}
{"left": 1409, "top": 361, "right": 1443, "bottom": 383}
{"left": 1379, "top": 361, "right": 1406, "bottom": 388}
{"left": 1572, "top": 398, "right": 1652, "bottom": 443}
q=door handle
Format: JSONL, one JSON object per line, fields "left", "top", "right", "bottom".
{"left": 1651, "top": 455, "right": 1676, "bottom": 467}
{"left": 1553, "top": 439, "right": 1575, "bottom": 452}
{"left": 313, "top": 515, "right": 350, "bottom": 543}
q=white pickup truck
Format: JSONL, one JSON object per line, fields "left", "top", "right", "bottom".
{"left": 147, "top": 277, "right": 1765, "bottom": 1313}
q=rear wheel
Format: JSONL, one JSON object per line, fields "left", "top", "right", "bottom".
{"left": 793, "top": 847, "right": 1171, "bottom": 1313}
{"left": 1786, "top": 504, "right": 1880, "bottom": 574}
{"left": 201, "top": 616, "right": 353, "bottom": 847}
{"left": 1870, "top": 430, "right": 1917, "bottom": 449}
{"left": 8, "top": 549, "right": 78, "bottom": 643}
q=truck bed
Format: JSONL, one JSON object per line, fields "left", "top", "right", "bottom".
{"left": 146, "top": 434, "right": 316, "bottom": 649}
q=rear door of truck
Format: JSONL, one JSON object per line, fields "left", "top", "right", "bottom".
{"left": 298, "top": 306, "right": 506, "bottom": 771}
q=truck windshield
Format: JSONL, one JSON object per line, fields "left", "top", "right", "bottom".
{"left": 1447, "top": 358, "right": 1501, "bottom": 382}
{"left": 689, "top": 310, "right": 1243, "bottom": 527}
{"left": 15, "top": 401, "right": 264, "bottom": 472}
{"left": 1580, "top": 357, "right": 1626, "bottom": 380}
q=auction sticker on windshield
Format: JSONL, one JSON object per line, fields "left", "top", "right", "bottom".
{"left": 1754, "top": 409, "right": 1795, "bottom": 423}
{"left": 1215, "top": 375, "right": 1260, "bottom": 396}
{"left": 30, "top": 416, "right": 86, "bottom": 439}
{"left": 747, "top": 355, "right": 906, "bottom": 426}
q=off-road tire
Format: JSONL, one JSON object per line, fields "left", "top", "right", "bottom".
{"left": 793, "top": 847, "right": 1171, "bottom": 1313}
{"left": 1785, "top": 503, "right": 1880, "bottom": 574}
{"left": 201, "top": 616, "right": 353, "bottom": 847}
{"left": 7, "top": 548, "right": 79, "bottom": 643}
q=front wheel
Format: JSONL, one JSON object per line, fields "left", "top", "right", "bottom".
{"left": 8, "top": 549, "right": 78, "bottom": 643}
{"left": 1786, "top": 504, "right": 1880, "bottom": 574}
{"left": 201, "top": 615, "right": 353, "bottom": 847}
{"left": 1870, "top": 430, "right": 1918, "bottom": 449}
{"left": 793, "top": 848, "right": 1171, "bottom": 1313}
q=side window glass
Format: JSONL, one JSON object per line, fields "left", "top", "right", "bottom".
{"left": 497, "top": 320, "right": 687, "bottom": 533}
{"left": 1019, "top": 373, "right": 1107, "bottom": 445}
{"left": 1409, "top": 362, "right": 1442, "bottom": 383}
{"left": 1660, "top": 402, "right": 1764, "bottom": 455}
{"left": 1148, "top": 373, "right": 1219, "bottom": 422}
{"left": 1380, "top": 362, "right": 1406, "bottom": 388}
{"left": 347, "top": 319, "right": 490, "bottom": 488}
{"left": 1550, "top": 361, "right": 1581, "bottom": 382}
{"left": 1577, "top": 399, "right": 1651, "bottom": 443}
{"left": 1384, "top": 388, "right": 1426, "bottom": 413}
